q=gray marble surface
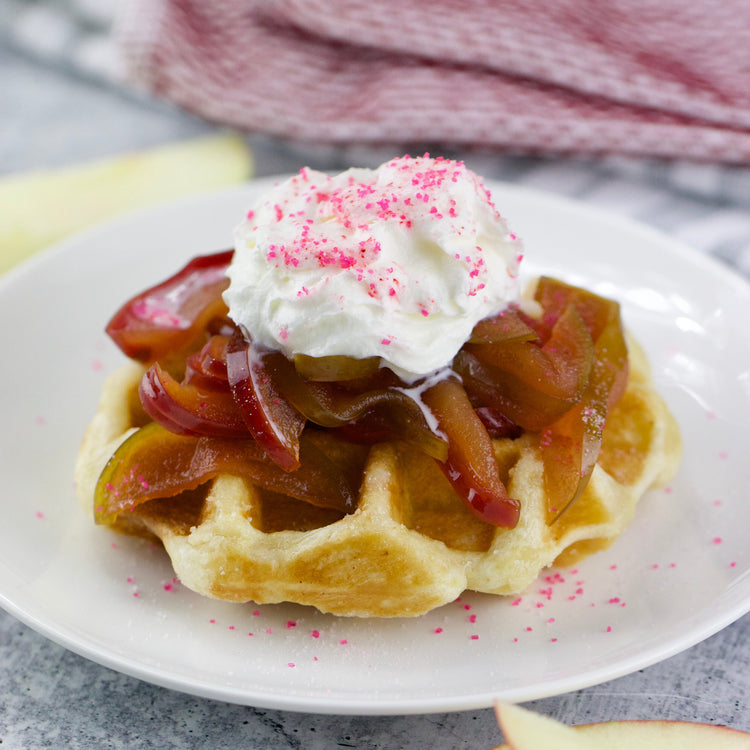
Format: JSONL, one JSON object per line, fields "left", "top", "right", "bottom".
{"left": 2, "top": 7, "right": 750, "bottom": 748}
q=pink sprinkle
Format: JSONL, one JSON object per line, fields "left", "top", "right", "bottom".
{"left": 548, "top": 617, "right": 555, "bottom": 623}
{"left": 381, "top": 338, "right": 391, "bottom": 345}
{"left": 606, "top": 626, "right": 613, "bottom": 633}
{"left": 265, "top": 628, "right": 273, "bottom": 634}
{"left": 434, "top": 627, "right": 443, "bottom": 634}
{"left": 163, "top": 584, "right": 173, "bottom": 592}
{"left": 127, "top": 577, "right": 134, "bottom": 584}
{"left": 468, "top": 614, "right": 477, "bottom": 623}
{"left": 228, "top": 625, "right": 235, "bottom": 631}
{"left": 550, "top": 638, "right": 558, "bottom": 643}
{"left": 511, "top": 598, "right": 522, "bottom": 606}
{"left": 470, "top": 634, "right": 479, "bottom": 640}
{"left": 35, "top": 511, "right": 44, "bottom": 520}
{"left": 609, "top": 564, "right": 618, "bottom": 570}
{"left": 608, "top": 597, "right": 621, "bottom": 604}
{"left": 209, "top": 619, "right": 216, "bottom": 624}
{"left": 253, "top": 610, "right": 261, "bottom": 616}
{"left": 525, "top": 627, "right": 533, "bottom": 632}
{"left": 730, "top": 561, "right": 737, "bottom": 568}
{"left": 311, "top": 630, "right": 320, "bottom": 638}
{"left": 463, "top": 604, "right": 472, "bottom": 611}
{"left": 713, "top": 537, "right": 723, "bottom": 544}
{"left": 286, "top": 620, "right": 297, "bottom": 629}
{"left": 288, "top": 663, "right": 295, "bottom": 668}
{"left": 340, "top": 639, "right": 348, "bottom": 645}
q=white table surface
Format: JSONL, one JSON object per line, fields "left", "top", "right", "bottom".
{"left": 2, "top": 3, "right": 749, "bottom": 748}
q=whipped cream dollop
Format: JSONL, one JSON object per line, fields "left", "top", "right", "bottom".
{"left": 224, "top": 155, "right": 523, "bottom": 382}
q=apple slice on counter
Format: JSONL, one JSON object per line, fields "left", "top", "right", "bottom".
{"left": 493, "top": 702, "right": 750, "bottom": 749}
{"left": 0, "top": 132, "right": 253, "bottom": 273}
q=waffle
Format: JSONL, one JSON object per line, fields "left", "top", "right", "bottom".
{"left": 75, "top": 332, "right": 681, "bottom": 617}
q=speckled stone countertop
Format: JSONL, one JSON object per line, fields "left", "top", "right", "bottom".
{"left": 2, "top": 4, "right": 750, "bottom": 748}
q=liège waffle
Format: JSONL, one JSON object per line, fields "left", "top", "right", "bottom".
{"left": 75, "top": 333, "right": 681, "bottom": 617}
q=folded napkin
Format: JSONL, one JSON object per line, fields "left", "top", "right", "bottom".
{"left": 115, "top": 0, "right": 750, "bottom": 163}
{"left": 0, "top": 134, "right": 252, "bottom": 274}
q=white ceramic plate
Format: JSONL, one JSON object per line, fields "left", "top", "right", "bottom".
{"left": 1, "top": 179, "right": 749, "bottom": 716}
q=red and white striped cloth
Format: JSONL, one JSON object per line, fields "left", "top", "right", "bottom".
{"left": 116, "top": 0, "right": 750, "bottom": 163}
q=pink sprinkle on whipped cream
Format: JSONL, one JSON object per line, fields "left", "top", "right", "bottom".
{"left": 243, "top": 155, "right": 517, "bottom": 306}
{"left": 225, "top": 154, "right": 523, "bottom": 382}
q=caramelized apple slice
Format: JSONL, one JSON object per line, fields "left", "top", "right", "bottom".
{"left": 331, "top": 401, "right": 449, "bottom": 462}
{"left": 454, "top": 350, "right": 560, "bottom": 431}
{"left": 225, "top": 328, "right": 306, "bottom": 471}
{"left": 264, "top": 356, "right": 449, "bottom": 460}
{"left": 468, "top": 306, "right": 539, "bottom": 344}
{"left": 106, "top": 250, "right": 233, "bottom": 362}
{"left": 293, "top": 354, "right": 380, "bottom": 381}
{"left": 474, "top": 407, "right": 522, "bottom": 440}
{"left": 536, "top": 280, "right": 629, "bottom": 520}
{"left": 422, "top": 378, "right": 520, "bottom": 528}
{"left": 94, "top": 423, "right": 359, "bottom": 525}
{"left": 139, "top": 362, "right": 248, "bottom": 437}
{"left": 469, "top": 305, "right": 593, "bottom": 399}
{"left": 535, "top": 276, "right": 616, "bottom": 341}
{"left": 184, "top": 334, "right": 230, "bottom": 387}
{"left": 460, "top": 304, "right": 594, "bottom": 430}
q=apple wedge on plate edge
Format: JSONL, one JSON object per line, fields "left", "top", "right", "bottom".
{"left": 492, "top": 702, "right": 750, "bottom": 749}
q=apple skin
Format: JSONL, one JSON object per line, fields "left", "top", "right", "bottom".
{"left": 493, "top": 702, "right": 750, "bottom": 749}
{"left": 576, "top": 719, "right": 750, "bottom": 748}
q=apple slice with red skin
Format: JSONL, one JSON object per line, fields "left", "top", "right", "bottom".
{"left": 422, "top": 378, "right": 520, "bottom": 528}
{"left": 139, "top": 362, "right": 249, "bottom": 438}
{"left": 225, "top": 328, "right": 306, "bottom": 472}
{"left": 184, "top": 334, "right": 231, "bottom": 387}
{"left": 106, "top": 249, "right": 233, "bottom": 363}
{"left": 493, "top": 702, "right": 750, "bottom": 750}
{"left": 474, "top": 407, "right": 522, "bottom": 440}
